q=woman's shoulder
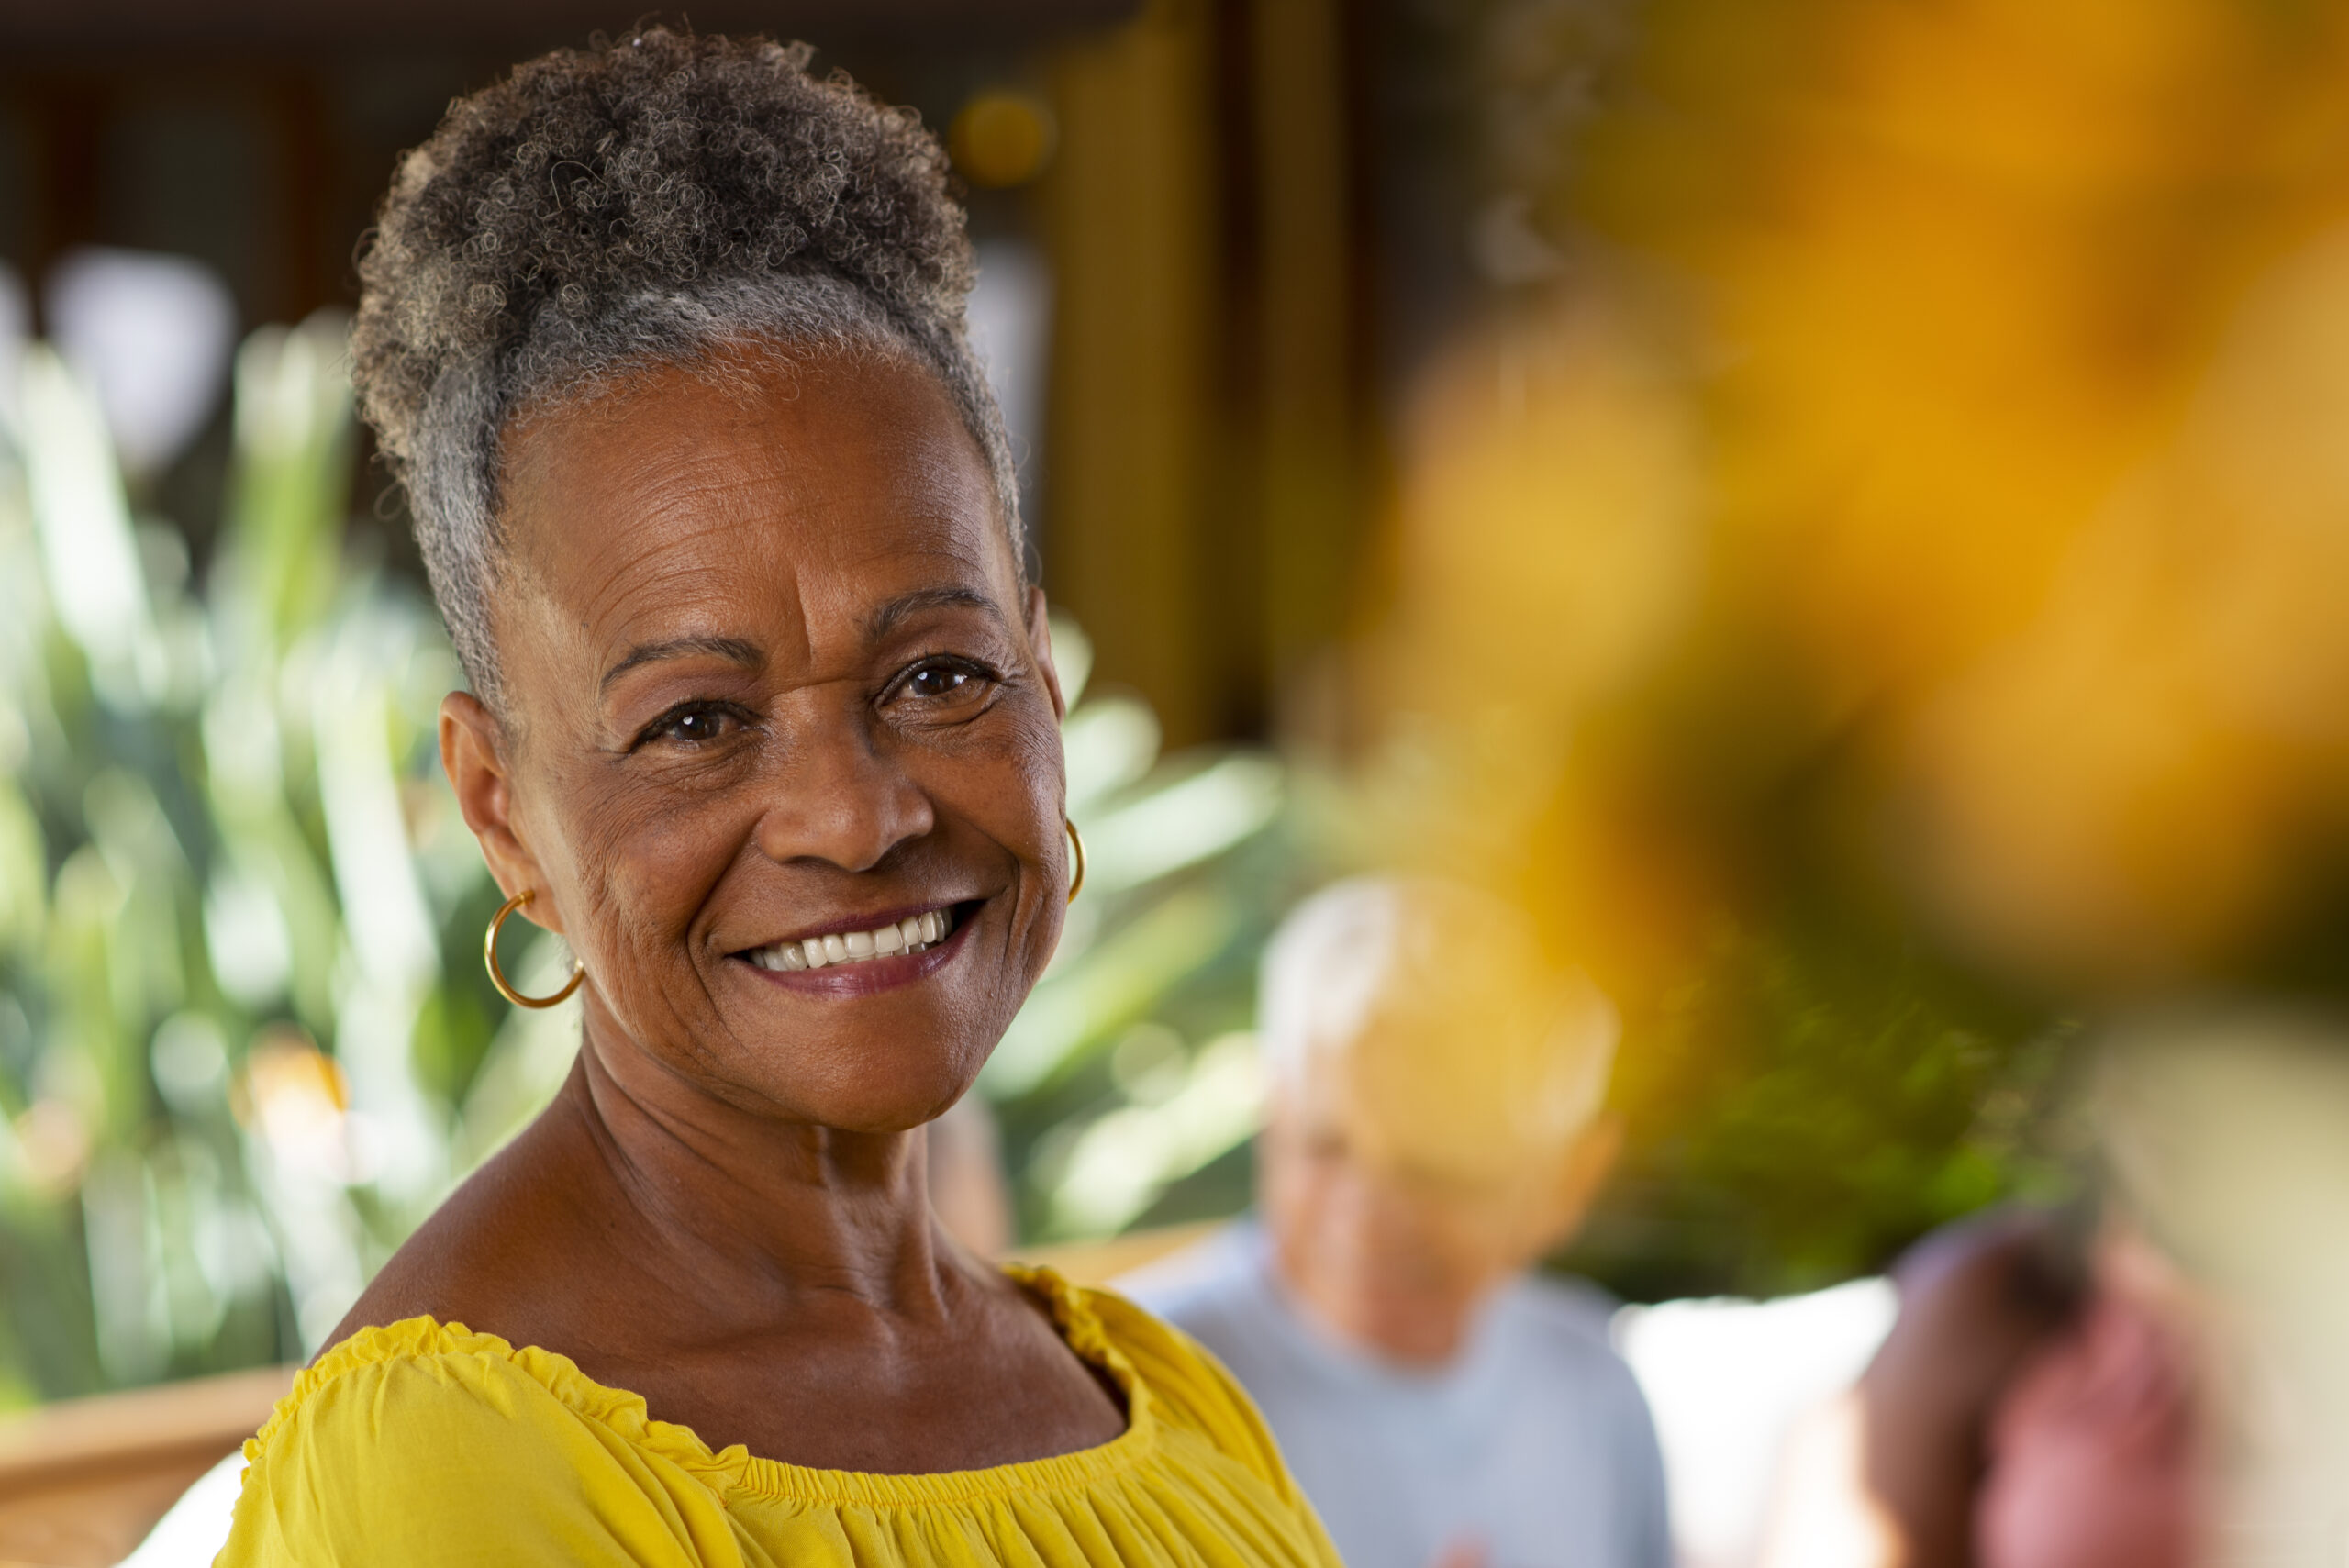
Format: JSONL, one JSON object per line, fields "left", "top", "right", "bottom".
{"left": 225, "top": 1318, "right": 729, "bottom": 1566}
{"left": 242, "top": 1317, "right": 674, "bottom": 1488}
{"left": 256, "top": 1317, "right": 629, "bottom": 1444}
{"left": 318, "top": 1099, "right": 626, "bottom": 1351}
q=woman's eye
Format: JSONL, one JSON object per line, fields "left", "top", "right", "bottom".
{"left": 896, "top": 658, "right": 995, "bottom": 708}
{"left": 907, "top": 664, "right": 974, "bottom": 698}
{"left": 641, "top": 704, "right": 744, "bottom": 747}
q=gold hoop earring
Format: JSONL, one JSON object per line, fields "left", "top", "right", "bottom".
{"left": 484, "top": 889, "right": 584, "bottom": 1009}
{"left": 1064, "top": 818, "right": 1086, "bottom": 905}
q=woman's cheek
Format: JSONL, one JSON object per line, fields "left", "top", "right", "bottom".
{"left": 568, "top": 773, "right": 743, "bottom": 964}
{"left": 991, "top": 702, "right": 1069, "bottom": 838}
{"left": 996, "top": 709, "right": 1071, "bottom": 964}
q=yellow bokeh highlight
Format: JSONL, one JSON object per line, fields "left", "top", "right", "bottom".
{"left": 950, "top": 91, "right": 1059, "bottom": 189}
{"left": 1357, "top": 0, "right": 2349, "bottom": 993}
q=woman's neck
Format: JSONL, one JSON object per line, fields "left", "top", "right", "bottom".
{"left": 558, "top": 1021, "right": 960, "bottom": 1327}
{"left": 326, "top": 1011, "right": 1135, "bottom": 1473}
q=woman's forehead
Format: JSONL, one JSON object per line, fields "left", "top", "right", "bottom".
{"left": 496, "top": 350, "right": 1019, "bottom": 660}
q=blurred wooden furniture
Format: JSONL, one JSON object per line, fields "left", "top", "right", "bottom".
{"left": 0, "top": 1365, "right": 290, "bottom": 1568}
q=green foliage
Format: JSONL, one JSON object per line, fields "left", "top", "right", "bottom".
{"left": 975, "top": 628, "right": 1298, "bottom": 1244}
{"left": 1566, "top": 893, "right": 2078, "bottom": 1303}
{"left": 0, "top": 320, "right": 498, "bottom": 1395}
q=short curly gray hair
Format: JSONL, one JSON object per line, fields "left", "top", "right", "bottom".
{"left": 351, "top": 28, "right": 1018, "bottom": 707}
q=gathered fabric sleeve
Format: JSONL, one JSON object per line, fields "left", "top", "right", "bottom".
{"left": 218, "top": 1326, "right": 760, "bottom": 1568}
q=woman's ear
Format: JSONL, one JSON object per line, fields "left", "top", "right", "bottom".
{"left": 1026, "top": 586, "right": 1066, "bottom": 722}
{"left": 440, "top": 691, "right": 561, "bottom": 932}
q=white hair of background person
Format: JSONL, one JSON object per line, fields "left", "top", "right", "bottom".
{"left": 1256, "top": 874, "right": 1619, "bottom": 1164}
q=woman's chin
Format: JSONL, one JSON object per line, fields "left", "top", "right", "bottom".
{"left": 796, "top": 1070, "right": 985, "bottom": 1137}
{"left": 704, "top": 1018, "right": 996, "bottom": 1135}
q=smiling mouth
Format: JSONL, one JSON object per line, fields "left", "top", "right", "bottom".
{"left": 742, "top": 906, "right": 960, "bottom": 973}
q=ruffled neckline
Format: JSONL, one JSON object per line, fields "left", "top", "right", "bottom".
{"left": 249, "top": 1263, "right": 1159, "bottom": 1507}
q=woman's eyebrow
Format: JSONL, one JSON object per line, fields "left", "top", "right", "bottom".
{"left": 599, "top": 635, "right": 763, "bottom": 694}
{"left": 865, "top": 586, "right": 1005, "bottom": 640}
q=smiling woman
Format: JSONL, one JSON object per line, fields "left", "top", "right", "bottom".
{"left": 216, "top": 29, "right": 1337, "bottom": 1568}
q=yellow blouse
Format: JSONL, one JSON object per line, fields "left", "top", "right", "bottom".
{"left": 219, "top": 1265, "right": 1341, "bottom": 1568}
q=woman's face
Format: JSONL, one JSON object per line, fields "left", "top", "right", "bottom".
{"left": 445, "top": 344, "right": 1066, "bottom": 1132}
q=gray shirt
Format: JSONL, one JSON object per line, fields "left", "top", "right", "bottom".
{"left": 1120, "top": 1222, "right": 1672, "bottom": 1568}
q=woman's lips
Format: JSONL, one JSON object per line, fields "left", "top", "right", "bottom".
{"left": 732, "top": 906, "right": 974, "bottom": 996}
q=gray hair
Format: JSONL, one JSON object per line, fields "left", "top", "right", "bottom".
{"left": 351, "top": 29, "right": 1019, "bottom": 708}
{"left": 1259, "top": 875, "right": 1619, "bottom": 1162}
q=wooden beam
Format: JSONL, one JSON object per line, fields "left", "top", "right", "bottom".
{"left": 1039, "top": 0, "right": 1223, "bottom": 746}
{"left": 1248, "top": 0, "right": 1359, "bottom": 686}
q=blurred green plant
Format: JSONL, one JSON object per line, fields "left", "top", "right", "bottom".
{"left": 977, "top": 626, "right": 1293, "bottom": 1242}
{"left": 1566, "top": 902, "right": 2080, "bottom": 1303}
{"left": 0, "top": 317, "right": 508, "bottom": 1401}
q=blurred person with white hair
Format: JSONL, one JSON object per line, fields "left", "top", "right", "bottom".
{"left": 1123, "top": 876, "right": 1670, "bottom": 1568}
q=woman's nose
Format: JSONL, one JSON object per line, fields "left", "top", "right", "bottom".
{"left": 748, "top": 707, "right": 935, "bottom": 873}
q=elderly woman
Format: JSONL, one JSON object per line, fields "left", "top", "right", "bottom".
{"left": 221, "top": 31, "right": 1337, "bottom": 1568}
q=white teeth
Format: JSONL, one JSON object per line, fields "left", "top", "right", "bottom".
{"left": 753, "top": 908, "right": 954, "bottom": 973}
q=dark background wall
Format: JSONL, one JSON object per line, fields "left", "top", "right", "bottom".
{"left": 0, "top": 0, "right": 1479, "bottom": 752}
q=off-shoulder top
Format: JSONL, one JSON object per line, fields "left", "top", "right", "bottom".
{"left": 218, "top": 1264, "right": 1341, "bottom": 1568}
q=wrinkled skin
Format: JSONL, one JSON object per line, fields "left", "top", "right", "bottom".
{"left": 336, "top": 344, "right": 1123, "bottom": 1473}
